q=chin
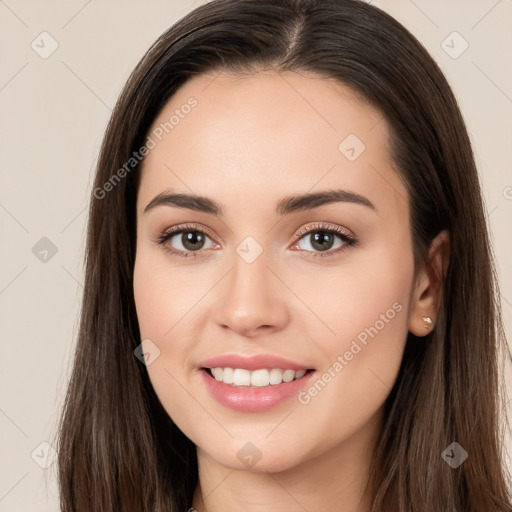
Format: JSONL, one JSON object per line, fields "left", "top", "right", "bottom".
{"left": 198, "top": 439, "right": 310, "bottom": 474}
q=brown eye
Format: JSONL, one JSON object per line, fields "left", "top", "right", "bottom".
{"left": 296, "top": 229, "right": 349, "bottom": 253}
{"left": 156, "top": 224, "right": 218, "bottom": 258}
{"left": 291, "top": 223, "right": 357, "bottom": 258}
{"left": 305, "top": 231, "right": 337, "bottom": 252}
{"left": 175, "top": 230, "right": 207, "bottom": 251}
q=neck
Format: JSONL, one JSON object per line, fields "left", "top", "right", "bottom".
{"left": 191, "top": 409, "right": 382, "bottom": 512}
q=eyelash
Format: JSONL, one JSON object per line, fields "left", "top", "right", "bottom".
{"left": 154, "top": 222, "right": 357, "bottom": 260}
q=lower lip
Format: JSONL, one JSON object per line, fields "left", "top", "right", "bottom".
{"left": 200, "top": 369, "right": 316, "bottom": 412}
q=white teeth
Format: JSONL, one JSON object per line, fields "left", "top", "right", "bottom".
{"left": 233, "top": 368, "right": 251, "bottom": 386}
{"left": 295, "top": 369, "right": 306, "bottom": 379}
{"left": 282, "top": 369, "right": 295, "bottom": 383}
{"left": 269, "top": 368, "right": 283, "bottom": 385}
{"left": 209, "top": 367, "right": 309, "bottom": 387}
{"left": 222, "top": 367, "right": 234, "bottom": 384}
{"left": 250, "top": 369, "right": 270, "bottom": 387}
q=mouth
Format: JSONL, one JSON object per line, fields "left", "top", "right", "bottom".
{"left": 201, "top": 367, "right": 315, "bottom": 388}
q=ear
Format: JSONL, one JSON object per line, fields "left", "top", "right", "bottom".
{"left": 409, "top": 230, "right": 450, "bottom": 336}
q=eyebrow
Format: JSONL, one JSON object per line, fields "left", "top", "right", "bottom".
{"left": 144, "top": 188, "right": 376, "bottom": 216}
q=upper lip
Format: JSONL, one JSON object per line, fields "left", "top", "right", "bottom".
{"left": 199, "top": 354, "right": 313, "bottom": 371}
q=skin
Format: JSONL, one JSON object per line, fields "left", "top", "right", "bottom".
{"left": 133, "top": 69, "right": 449, "bottom": 511}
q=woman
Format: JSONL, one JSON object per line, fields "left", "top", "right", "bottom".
{"left": 55, "top": 0, "right": 512, "bottom": 510}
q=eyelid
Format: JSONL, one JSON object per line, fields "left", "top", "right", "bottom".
{"left": 293, "top": 221, "right": 355, "bottom": 240}
{"left": 154, "top": 223, "right": 218, "bottom": 243}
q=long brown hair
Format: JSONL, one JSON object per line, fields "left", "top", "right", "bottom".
{"left": 54, "top": 0, "right": 512, "bottom": 510}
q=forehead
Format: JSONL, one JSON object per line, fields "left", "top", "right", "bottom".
{"left": 137, "top": 70, "right": 407, "bottom": 220}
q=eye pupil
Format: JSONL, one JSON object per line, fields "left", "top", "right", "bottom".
{"left": 183, "top": 231, "right": 205, "bottom": 250}
{"left": 311, "top": 232, "right": 334, "bottom": 251}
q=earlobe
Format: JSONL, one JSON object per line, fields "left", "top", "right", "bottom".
{"left": 408, "top": 230, "right": 450, "bottom": 337}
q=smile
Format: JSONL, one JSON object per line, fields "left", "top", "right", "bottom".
{"left": 205, "top": 367, "right": 311, "bottom": 387}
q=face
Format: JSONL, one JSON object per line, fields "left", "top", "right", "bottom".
{"left": 133, "top": 70, "right": 416, "bottom": 473}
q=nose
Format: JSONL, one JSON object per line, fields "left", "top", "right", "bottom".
{"left": 214, "top": 251, "right": 289, "bottom": 338}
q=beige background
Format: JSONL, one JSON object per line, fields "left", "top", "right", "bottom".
{"left": 0, "top": 1, "right": 511, "bottom": 510}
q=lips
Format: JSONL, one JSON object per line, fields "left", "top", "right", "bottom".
{"left": 198, "top": 353, "right": 312, "bottom": 372}
{"left": 197, "top": 353, "right": 316, "bottom": 412}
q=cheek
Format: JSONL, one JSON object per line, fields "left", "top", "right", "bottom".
{"left": 133, "top": 256, "right": 163, "bottom": 338}
{"left": 296, "top": 238, "right": 414, "bottom": 350}
{"left": 133, "top": 249, "right": 197, "bottom": 424}
{"left": 133, "top": 246, "right": 200, "bottom": 339}
{"left": 294, "top": 241, "right": 414, "bottom": 403}
{"left": 133, "top": 244, "right": 209, "bottom": 388}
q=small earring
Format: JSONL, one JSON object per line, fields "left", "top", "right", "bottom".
{"left": 422, "top": 316, "right": 433, "bottom": 330}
